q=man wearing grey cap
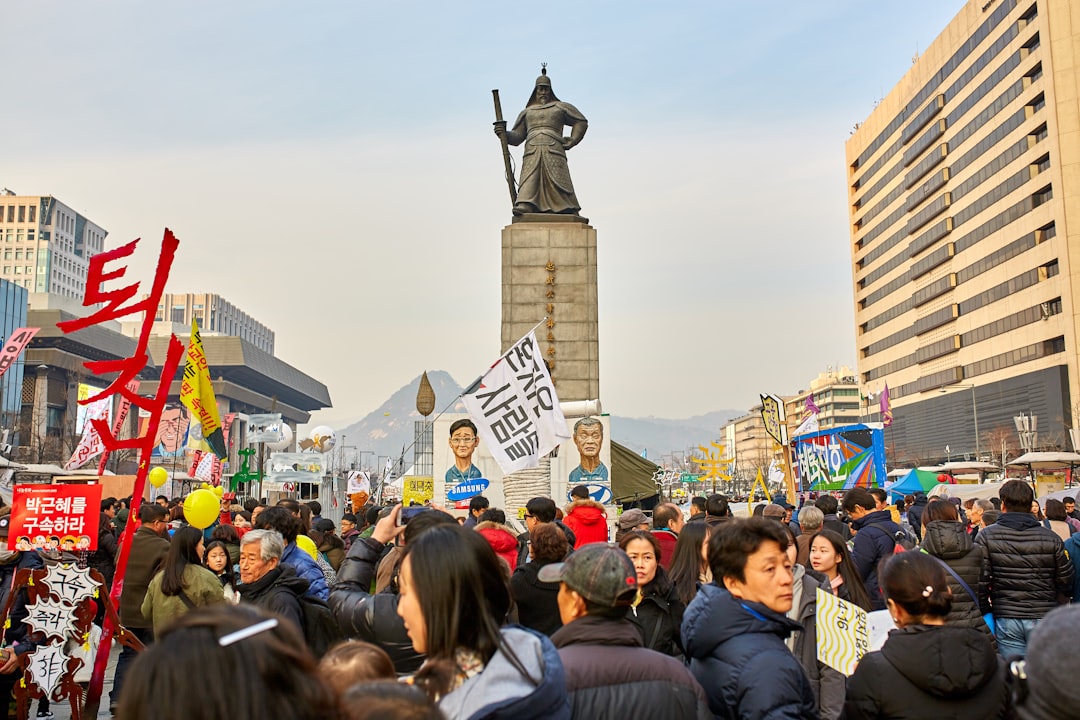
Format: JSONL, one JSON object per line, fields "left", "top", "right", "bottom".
{"left": 541, "top": 545, "right": 709, "bottom": 719}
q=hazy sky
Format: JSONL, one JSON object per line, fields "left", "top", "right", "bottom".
{"left": 3, "top": 0, "right": 965, "bottom": 429}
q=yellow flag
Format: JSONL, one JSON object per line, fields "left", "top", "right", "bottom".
{"left": 180, "top": 319, "right": 227, "bottom": 459}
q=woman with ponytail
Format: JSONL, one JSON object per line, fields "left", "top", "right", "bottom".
{"left": 844, "top": 551, "right": 1010, "bottom": 719}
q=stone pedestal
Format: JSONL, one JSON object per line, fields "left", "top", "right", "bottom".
{"left": 501, "top": 221, "right": 599, "bottom": 402}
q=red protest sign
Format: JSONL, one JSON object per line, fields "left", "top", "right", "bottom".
{"left": 9, "top": 484, "right": 103, "bottom": 552}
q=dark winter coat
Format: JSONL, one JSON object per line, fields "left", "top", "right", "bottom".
{"left": 790, "top": 565, "right": 845, "bottom": 720}
{"left": 821, "top": 514, "right": 851, "bottom": 541}
{"left": 975, "top": 511, "right": 1075, "bottom": 618}
{"left": 509, "top": 560, "right": 563, "bottom": 636}
{"left": 683, "top": 583, "right": 818, "bottom": 720}
{"left": 844, "top": 624, "right": 1010, "bottom": 720}
{"left": 850, "top": 509, "right": 902, "bottom": 610}
{"left": 920, "top": 520, "right": 995, "bottom": 645}
{"left": 88, "top": 513, "right": 118, "bottom": 589}
{"left": 118, "top": 524, "right": 171, "bottom": 629}
{"left": 906, "top": 492, "right": 929, "bottom": 540}
{"left": 328, "top": 535, "right": 424, "bottom": 674}
{"left": 551, "top": 615, "right": 709, "bottom": 720}
{"left": 237, "top": 564, "right": 306, "bottom": 634}
{"left": 629, "top": 567, "right": 684, "bottom": 658}
{"left": 563, "top": 499, "right": 609, "bottom": 548}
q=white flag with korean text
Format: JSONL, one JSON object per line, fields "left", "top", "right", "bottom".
{"left": 463, "top": 331, "right": 571, "bottom": 474}
{"left": 63, "top": 394, "right": 112, "bottom": 470}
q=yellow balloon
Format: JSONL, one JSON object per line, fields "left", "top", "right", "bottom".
{"left": 148, "top": 467, "right": 168, "bottom": 488}
{"left": 183, "top": 489, "right": 219, "bottom": 530}
{"left": 295, "top": 534, "right": 318, "bottom": 560}
{"left": 213, "top": 485, "right": 224, "bottom": 498}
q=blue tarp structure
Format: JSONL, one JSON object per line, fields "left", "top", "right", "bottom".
{"left": 887, "top": 468, "right": 943, "bottom": 498}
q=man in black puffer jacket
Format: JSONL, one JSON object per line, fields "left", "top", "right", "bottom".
{"left": 329, "top": 506, "right": 457, "bottom": 674}
{"left": 843, "top": 487, "right": 902, "bottom": 610}
{"left": 543, "top": 544, "right": 709, "bottom": 719}
{"left": 906, "top": 491, "right": 929, "bottom": 540}
{"left": 975, "top": 479, "right": 1074, "bottom": 658}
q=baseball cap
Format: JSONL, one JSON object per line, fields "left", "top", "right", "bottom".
{"left": 618, "top": 508, "right": 649, "bottom": 532}
{"left": 538, "top": 543, "right": 638, "bottom": 607}
{"left": 762, "top": 504, "right": 786, "bottom": 518}
{"left": 772, "top": 497, "right": 794, "bottom": 510}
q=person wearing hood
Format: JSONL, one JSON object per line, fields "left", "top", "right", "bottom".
{"left": 237, "top": 529, "right": 307, "bottom": 633}
{"left": 510, "top": 522, "right": 568, "bottom": 636}
{"left": 844, "top": 551, "right": 1010, "bottom": 719}
{"left": 682, "top": 518, "right": 818, "bottom": 719}
{"left": 544, "top": 543, "right": 709, "bottom": 719}
{"left": 842, "top": 487, "right": 903, "bottom": 610}
{"left": 918, "top": 499, "right": 995, "bottom": 646}
{"left": 397, "top": 524, "right": 570, "bottom": 720}
{"left": 475, "top": 509, "right": 520, "bottom": 573}
{"left": 976, "top": 479, "right": 1074, "bottom": 657}
{"left": 619, "top": 530, "right": 684, "bottom": 658}
{"left": 562, "top": 485, "right": 609, "bottom": 548}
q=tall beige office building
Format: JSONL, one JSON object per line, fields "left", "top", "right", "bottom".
{"left": 154, "top": 293, "right": 275, "bottom": 354}
{"left": 847, "top": 0, "right": 1078, "bottom": 464}
{"left": 0, "top": 190, "right": 106, "bottom": 299}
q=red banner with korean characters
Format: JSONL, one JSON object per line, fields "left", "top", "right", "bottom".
{"left": 9, "top": 484, "right": 103, "bottom": 552}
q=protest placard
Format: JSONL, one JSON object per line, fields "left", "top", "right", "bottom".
{"left": 816, "top": 587, "right": 871, "bottom": 676}
{"left": 9, "top": 485, "right": 103, "bottom": 552}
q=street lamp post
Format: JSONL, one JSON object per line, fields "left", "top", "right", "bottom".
{"left": 940, "top": 383, "right": 979, "bottom": 460}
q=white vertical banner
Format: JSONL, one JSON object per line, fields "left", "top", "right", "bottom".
{"left": 463, "top": 331, "right": 571, "bottom": 474}
{"left": 63, "top": 394, "right": 113, "bottom": 470}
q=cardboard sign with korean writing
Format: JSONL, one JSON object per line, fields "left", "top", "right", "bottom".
{"left": 9, "top": 484, "right": 103, "bottom": 551}
{"left": 816, "top": 588, "right": 871, "bottom": 676}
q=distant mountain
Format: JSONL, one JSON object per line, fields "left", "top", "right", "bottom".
{"left": 336, "top": 371, "right": 466, "bottom": 463}
{"left": 335, "top": 371, "right": 743, "bottom": 466}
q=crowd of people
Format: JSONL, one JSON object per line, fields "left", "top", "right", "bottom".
{"left": 0, "top": 474, "right": 1077, "bottom": 719}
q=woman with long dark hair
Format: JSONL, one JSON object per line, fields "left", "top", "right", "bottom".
{"left": 844, "top": 552, "right": 1009, "bottom": 719}
{"left": 142, "top": 526, "right": 226, "bottom": 635}
{"left": 809, "top": 530, "right": 873, "bottom": 611}
{"left": 397, "top": 523, "right": 569, "bottom": 719}
{"left": 116, "top": 603, "right": 339, "bottom": 720}
{"left": 919, "top": 499, "right": 994, "bottom": 646}
{"left": 668, "top": 522, "right": 710, "bottom": 607}
{"left": 618, "top": 530, "right": 685, "bottom": 657}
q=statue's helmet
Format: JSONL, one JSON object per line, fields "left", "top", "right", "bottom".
{"left": 527, "top": 65, "right": 559, "bottom": 105}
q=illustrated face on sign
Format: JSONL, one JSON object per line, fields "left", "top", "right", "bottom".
{"left": 156, "top": 407, "right": 189, "bottom": 453}
{"left": 573, "top": 419, "right": 603, "bottom": 461}
{"left": 76, "top": 536, "right": 91, "bottom": 551}
{"left": 449, "top": 420, "right": 479, "bottom": 463}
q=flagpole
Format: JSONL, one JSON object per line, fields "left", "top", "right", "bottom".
{"left": 374, "top": 317, "right": 552, "bottom": 504}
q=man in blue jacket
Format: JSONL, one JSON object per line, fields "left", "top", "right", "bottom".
{"left": 843, "top": 487, "right": 902, "bottom": 610}
{"left": 682, "top": 518, "right": 817, "bottom": 720}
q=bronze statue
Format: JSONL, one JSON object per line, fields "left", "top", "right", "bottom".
{"left": 493, "top": 67, "right": 588, "bottom": 218}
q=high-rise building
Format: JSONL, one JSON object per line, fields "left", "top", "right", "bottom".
{"left": 0, "top": 278, "right": 28, "bottom": 433}
{"left": 784, "top": 367, "right": 863, "bottom": 431}
{"left": 846, "top": 0, "right": 1078, "bottom": 465}
{"left": 152, "top": 293, "right": 275, "bottom": 354}
{"left": 0, "top": 190, "right": 106, "bottom": 299}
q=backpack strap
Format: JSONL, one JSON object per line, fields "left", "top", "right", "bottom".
{"left": 177, "top": 590, "right": 196, "bottom": 610}
{"left": 926, "top": 554, "right": 979, "bottom": 607}
{"left": 867, "top": 523, "right": 899, "bottom": 546}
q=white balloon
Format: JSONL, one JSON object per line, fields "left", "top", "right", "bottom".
{"left": 265, "top": 423, "right": 293, "bottom": 451}
{"left": 307, "top": 425, "right": 336, "bottom": 454}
